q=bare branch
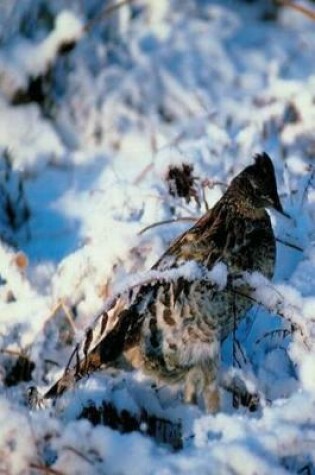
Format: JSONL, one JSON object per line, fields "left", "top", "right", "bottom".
{"left": 133, "top": 163, "right": 154, "bottom": 185}
{"left": 255, "top": 328, "right": 291, "bottom": 345}
{"left": 276, "top": 0, "right": 315, "bottom": 21}
{"left": 138, "top": 216, "right": 196, "bottom": 235}
{"left": 230, "top": 285, "right": 310, "bottom": 349}
{"left": 276, "top": 237, "right": 303, "bottom": 253}
{"left": 302, "top": 166, "right": 315, "bottom": 205}
{"left": 85, "top": 0, "right": 137, "bottom": 33}
{"left": 63, "top": 446, "right": 94, "bottom": 464}
{"left": 29, "top": 463, "right": 65, "bottom": 475}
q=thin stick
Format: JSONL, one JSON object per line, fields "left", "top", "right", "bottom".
{"left": 65, "top": 344, "right": 80, "bottom": 374}
{"left": 133, "top": 163, "right": 154, "bottom": 186}
{"left": 29, "top": 463, "right": 65, "bottom": 475}
{"left": 276, "top": 0, "right": 315, "bottom": 21}
{"left": 256, "top": 328, "right": 291, "bottom": 345}
{"left": 60, "top": 301, "right": 77, "bottom": 334}
{"left": 138, "top": 217, "right": 196, "bottom": 235}
{"left": 302, "top": 166, "right": 315, "bottom": 205}
{"left": 229, "top": 287, "right": 310, "bottom": 349}
{"left": 85, "top": 0, "right": 137, "bottom": 33}
{"left": 232, "top": 297, "right": 239, "bottom": 408}
{"left": 276, "top": 237, "right": 303, "bottom": 252}
{"left": 63, "top": 446, "right": 94, "bottom": 464}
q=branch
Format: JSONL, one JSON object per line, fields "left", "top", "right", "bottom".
{"left": 85, "top": 0, "right": 137, "bottom": 33}
{"left": 63, "top": 446, "right": 94, "bottom": 464}
{"left": 276, "top": 0, "right": 315, "bottom": 21}
{"left": 302, "top": 166, "right": 315, "bottom": 205}
{"left": 29, "top": 463, "right": 65, "bottom": 475}
{"left": 276, "top": 237, "right": 303, "bottom": 252}
{"left": 255, "top": 328, "right": 291, "bottom": 345}
{"left": 138, "top": 217, "right": 196, "bottom": 235}
{"left": 230, "top": 280, "right": 310, "bottom": 349}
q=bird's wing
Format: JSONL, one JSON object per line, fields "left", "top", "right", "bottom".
{"left": 154, "top": 204, "right": 231, "bottom": 271}
{"left": 44, "top": 203, "right": 243, "bottom": 400}
{"left": 44, "top": 277, "right": 160, "bottom": 399}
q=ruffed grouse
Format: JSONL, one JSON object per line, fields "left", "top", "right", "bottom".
{"left": 45, "top": 152, "right": 285, "bottom": 413}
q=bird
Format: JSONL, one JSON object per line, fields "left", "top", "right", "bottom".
{"left": 44, "top": 152, "right": 285, "bottom": 413}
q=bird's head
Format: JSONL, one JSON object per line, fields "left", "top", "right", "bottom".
{"left": 232, "top": 153, "right": 287, "bottom": 217}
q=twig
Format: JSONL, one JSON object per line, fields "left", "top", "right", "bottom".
{"left": 63, "top": 446, "right": 94, "bottom": 464}
{"left": 255, "top": 328, "right": 291, "bottom": 345}
{"left": 85, "top": 0, "right": 137, "bottom": 33}
{"left": 229, "top": 286, "right": 310, "bottom": 349}
{"left": 233, "top": 339, "right": 248, "bottom": 368}
{"left": 59, "top": 301, "right": 77, "bottom": 334}
{"left": 298, "top": 463, "right": 312, "bottom": 475}
{"left": 200, "top": 181, "right": 210, "bottom": 212}
{"left": 42, "top": 300, "right": 77, "bottom": 338}
{"left": 302, "top": 166, "right": 315, "bottom": 205}
{"left": 44, "top": 358, "right": 60, "bottom": 367}
{"left": 133, "top": 163, "right": 154, "bottom": 185}
{"left": 65, "top": 344, "right": 80, "bottom": 374}
{"left": 138, "top": 217, "right": 196, "bottom": 235}
{"left": 232, "top": 295, "right": 238, "bottom": 407}
{"left": 29, "top": 463, "right": 65, "bottom": 475}
{"left": 276, "top": 237, "right": 303, "bottom": 252}
{"left": 201, "top": 178, "right": 228, "bottom": 190}
{"left": 276, "top": 0, "right": 315, "bottom": 21}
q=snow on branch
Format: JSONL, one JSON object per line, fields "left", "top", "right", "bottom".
{"left": 236, "top": 271, "right": 310, "bottom": 348}
{"left": 0, "top": 11, "right": 84, "bottom": 101}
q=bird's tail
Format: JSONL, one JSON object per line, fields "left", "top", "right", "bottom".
{"left": 44, "top": 305, "right": 143, "bottom": 399}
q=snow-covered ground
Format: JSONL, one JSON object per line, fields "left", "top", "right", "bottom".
{"left": 0, "top": 0, "right": 314, "bottom": 473}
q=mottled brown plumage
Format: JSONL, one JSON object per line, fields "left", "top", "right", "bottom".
{"left": 45, "top": 152, "right": 284, "bottom": 412}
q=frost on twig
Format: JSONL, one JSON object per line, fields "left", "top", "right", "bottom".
{"left": 238, "top": 271, "right": 309, "bottom": 347}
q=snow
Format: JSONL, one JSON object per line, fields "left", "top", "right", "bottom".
{"left": 0, "top": 101, "right": 65, "bottom": 169}
{"left": 0, "top": 0, "right": 314, "bottom": 473}
{"left": 0, "top": 10, "right": 83, "bottom": 100}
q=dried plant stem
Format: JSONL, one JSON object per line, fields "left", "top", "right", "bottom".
{"left": 44, "top": 300, "right": 78, "bottom": 334}
{"left": 232, "top": 299, "right": 238, "bottom": 408}
{"left": 276, "top": 237, "right": 303, "bottom": 252}
{"left": 85, "top": 0, "right": 137, "bottom": 33}
{"left": 63, "top": 446, "right": 94, "bottom": 464}
{"left": 133, "top": 163, "right": 154, "bottom": 185}
{"left": 59, "top": 301, "right": 77, "bottom": 334}
{"left": 29, "top": 463, "right": 65, "bottom": 475}
{"left": 302, "top": 166, "right": 315, "bottom": 205}
{"left": 276, "top": 0, "right": 315, "bottom": 21}
{"left": 138, "top": 217, "right": 196, "bottom": 235}
{"left": 256, "top": 328, "right": 291, "bottom": 345}
{"left": 230, "top": 287, "right": 310, "bottom": 349}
